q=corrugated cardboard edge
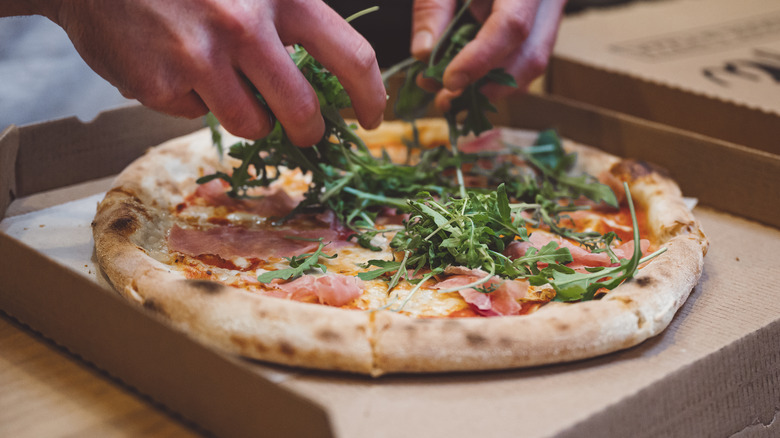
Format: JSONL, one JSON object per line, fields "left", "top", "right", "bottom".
{"left": 0, "top": 125, "right": 19, "bottom": 219}
{"left": 0, "top": 105, "right": 334, "bottom": 438}
{"left": 0, "top": 236, "right": 333, "bottom": 438}
{"left": 556, "top": 318, "right": 780, "bottom": 437}
{"left": 14, "top": 105, "right": 205, "bottom": 197}
{"left": 552, "top": 52, "right": 780, "bottom": 116}
{"left": 547, "top": 55, "right": 780, "bottom": 155}
{"left": 493, "top": 92, "right": 780, "bottom": 230}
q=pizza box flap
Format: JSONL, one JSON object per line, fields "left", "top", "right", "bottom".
{"left": 2, "top": 96, "right": 780, "bottom": 437}
{"left": 549, "top": 0, "right": 780, "bottom": 155}
{"left": 0, "top": 110, "right": 333, "bottom": 438}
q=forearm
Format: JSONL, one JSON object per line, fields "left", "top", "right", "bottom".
{"left": 0, "top": 0, "right": 61, "bottom": 19}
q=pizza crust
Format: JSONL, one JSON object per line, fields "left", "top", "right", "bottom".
{"left": 371, "top": 232, "right": 704, "bottom": 374}
{"left": 92, "top": 119, "right": 708, "bottom": 376}
{"left": 93, "top": 190, "right": 376, "bottom": 374}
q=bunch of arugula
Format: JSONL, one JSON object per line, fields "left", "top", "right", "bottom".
{"left": 198, "top": 6, "right": 664, "bottom": 301}
{"left": 362, "top": 181, "right": 665, "bottom": 303}
{"left": 198, "top": 10, "right": 469, "bottom": 248}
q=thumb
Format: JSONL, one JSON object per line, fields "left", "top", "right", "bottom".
{"left": 411, "top": 0, "right": 457, "bottom": 60}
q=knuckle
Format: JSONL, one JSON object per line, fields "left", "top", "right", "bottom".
{"left": 131, "top": 72, "right": 192, "bottom": 113}
{"left": 181, "top": 106, "right": 208, "bottom": 119}
{"left": 133, "top": 85, "right": 175, "bottom": 109}
{"left": 220, "top": 107, "right": 264, "bottom": 139}
{"left": 524, "top": 53, "right": 549, "bottom": 78}
{"left": 205, "top": 4, "right": 260, "bottom": 53}
{"left": 280, "top": 95, "right": 324, "bottom": 145}
{"left": 223, "top": 117, "right": 266, "bottom": 140}
{"left": 287, "top": 94, "right": 321, "bottom": 127}
{"left": 351, "top": 39, "right": 378, "bottom": 74}
{"left": 503, "top": 15, "right": 531, "bottom": 41}
{"left": 209, "top": 4, "right": 249, "bottom": 39}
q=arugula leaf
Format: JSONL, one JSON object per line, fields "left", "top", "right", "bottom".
{"left": 540, "top": 183, "right": 665, "bottom": 301}
{"left": 528, "top": 129, "right": 563, "bottom": 169}
{"left": 357, "top": 260, "right": 403, "bottom": 281}
{"left": 205, "top": 112, "right": 223, "bottom": 157}
{"left": 393, "top": 61, "right": 434, "bottom": 121}
{"left": 256, "top": 239, "right": 335, "bottom": 283}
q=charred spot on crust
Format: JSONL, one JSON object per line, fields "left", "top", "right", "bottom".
{"left": 465, "top": 332, "right": 487, "bottom": 346}
{"left": 142, "top": 298, "right": 168, "bottom": 318}
{"left": 254, "top": 342, "right": 270, "bottom": 353}
{"left": 498, "top": 337, "right": 514, "bottom": 348}
{"left": 278, "top": 341, "right": 296, "bottom": 357}
{"left": 184, "top": 279, "right": 225, "bottom": 294}
{"left": 109, "top": 215, "right": 138, "bottom": 235}
{"left": 316, "top": 329, "right": 342, "bottom": 342}
{"left": 106, "top": 190, "right": 152, "bottom": 220}
{"left": 611, "top": 159, "right": 666, "bottom": 182}
{"left": 555, "top": 322, "right": 571, "bottom": 332}
{"left": 230, "top": 335, "right": 249, "bottom": 350}
{"left": 128, "top": 202, "right": 153, "bottom": 221}
{"left": 636, "top": 277, "right": 653, "bottom": 287}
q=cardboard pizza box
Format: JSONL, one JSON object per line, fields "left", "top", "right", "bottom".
{"left": 549, "top": 0, "right": 780, "bottom": 155}
{"left": 2, "top": 93, "right": 780, "bottom": 438}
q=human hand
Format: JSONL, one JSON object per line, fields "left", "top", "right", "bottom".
{"left": 43, "top": 0, "right": 386, "bottom": 146}
{"left": 410, "top": 0, "right": 567, "bottom": 110}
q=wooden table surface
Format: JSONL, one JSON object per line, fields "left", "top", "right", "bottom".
{"left": 0, "top": 312, "right": 203, "bottom": 437}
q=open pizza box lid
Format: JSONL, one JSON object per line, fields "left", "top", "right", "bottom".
{"left": 2, "top": 92, "right": 780, "bottom": 437}
{"left": 549, "top": 0, "right": 780, "bottom": 155}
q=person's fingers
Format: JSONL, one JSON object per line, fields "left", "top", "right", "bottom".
{"left": 116, "top": 67, "right": 209, "bottom": 121}
{"left": 237, "top": 28, "right": 325, "bottom": 146}
{"left": 411, "top": 0, "right": 457, "bottom": 60}
{"left": 194, "top": 63, "right": 274, "bottom": 140}
{"left": 55, "top": 0, "right": 390, "bottom": 144}
{"left": 467, "top": 0, "right": 493, "bottom": 23}
{"left": 161, "top": 91, "right": 210, "bottom": 119}
{"left": 479, "top": 0, "right": 567, "bottom": 99}
{"left": 443, "top": 0, "right": 541, "bottom": 91}
{"left": 434, "top": 88, "right": 461, "bottom": 112}
{"left": 279, "top": 2, "right": 386, "bottom": 131}
{"left": 416, "top": 72, "right": 443, "bottom": 93}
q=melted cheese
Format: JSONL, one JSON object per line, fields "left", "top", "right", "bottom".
{"left": 142, "top": 121, "right": 652, "bottom": 319}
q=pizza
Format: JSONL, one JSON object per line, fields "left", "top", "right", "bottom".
{"left": 91, "top": 118, "right": 708, "bottom": 376}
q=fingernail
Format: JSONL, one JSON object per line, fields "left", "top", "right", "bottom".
{"left": 445, "top": 72, "right": 470, "bottom": 91}
{"left": 411, "top": 30, "right": 434, "bottom": 57}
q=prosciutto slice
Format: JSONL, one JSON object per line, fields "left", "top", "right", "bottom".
{"left": 192, "top": 179, "right": 298, "bottom": 218}
{"left": 168, "top": 224, "right": 348, "bottom": 260}
{"left": 458, "top": 129, "right": 504, "bottom": 153}
{"left": 505, "top": 231, "right": 650, "bottom": 271}
{"left": 271, "top": 274, "right": 363, "bottom": 307}
{"left": 431, "top": 267, "right": 529, "bottom": 317}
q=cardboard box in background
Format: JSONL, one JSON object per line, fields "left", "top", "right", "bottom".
{"left": 550, "top": 0, "right": 780, "bottom": 155}
{"left": 2, "top": 95, "right": 780, "bottom": 437}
